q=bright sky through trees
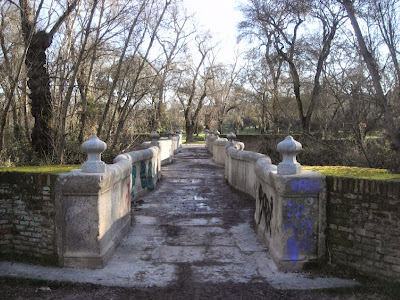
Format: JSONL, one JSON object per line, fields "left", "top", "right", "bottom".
{"left": 183, "top": 0, "right": 244, "bottom": 63}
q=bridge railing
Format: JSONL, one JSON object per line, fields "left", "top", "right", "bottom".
{"left": 205, "top": 133, "right": 326, "bottom": 272}
{"left": 55, "top": 132, "right": 181, "bottom": 269}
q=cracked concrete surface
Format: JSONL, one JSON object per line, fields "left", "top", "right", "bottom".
{"left": 0, "top": 145, "right": 356, "bottom": 290}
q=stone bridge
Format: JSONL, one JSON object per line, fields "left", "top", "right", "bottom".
{"left": 0, "top": 133, "right": 356, "bottom": 290}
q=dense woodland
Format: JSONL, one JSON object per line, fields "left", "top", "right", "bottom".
{"left": 0, "top": 0, "right": 399, "bottom": 171}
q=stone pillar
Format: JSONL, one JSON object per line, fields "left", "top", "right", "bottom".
{"left": 225, "top": 132, "right": 236, "bottom": 177}
{"left": 226, "top": 132, "right": 236, "bottom": 147}
{"left": 56, "top": 136, "right": 131, "bottom": 269}
{"left": 254, "top": 135, "right": 326, "bottom": 271}
{"left": 150, "top": 131, "right": 160, "bottom": 143}
{"left": 176, "top": 130, "right": 182, "bottom": 150}
{"left": 277, "top": 136, "right": 302, "bottom": 175}
{"left": 82, "top": 135, "right": 107, "bottom": 173}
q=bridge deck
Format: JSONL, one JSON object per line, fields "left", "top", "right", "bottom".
{"left": 0, "top": 145, "right": 355, "bottom": 292}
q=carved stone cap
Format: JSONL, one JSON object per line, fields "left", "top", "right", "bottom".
{"left": 214, "top": 130, "right": 220, "bottom": 137}
{"left": 168, "top": 131, "right": 174, "bottom": 138}
{"left": 150, "top": 131, "right": 160, "bottom": 141}
{"left": 176, "top": 129, "right": 182, "bottom": 134}
{"left": 81, "top": 135, "right": 107, "bottom": 173}
{"left": 277, "top": 136, "right": 302, "bottom": 175}
{"left": 227, "top": 132, "right": 236, "bottom": 141}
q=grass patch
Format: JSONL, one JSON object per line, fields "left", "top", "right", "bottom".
{"left": 0, "top": 165, "right": 81, "bottom": 174}
{"left": 303, "top": 165, "right": 400, "bottom": 181}
{"left": 182, "top": 133, "right": 205, "bottom": 144}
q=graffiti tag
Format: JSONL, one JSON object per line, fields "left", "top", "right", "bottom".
{"left": 284, "top": 202, "right": 313, "bottom": 262}
{"left": 131, "top": 165, "right": 137, "bottom": 198}
{"left": 256, "top": 185, "right": 273, "bottom": 235}
{"left": 126, "top": 183, "right": 130, "bottom": 207}
{"left": 290, "top": 179, "right": 321, "bottom": 193}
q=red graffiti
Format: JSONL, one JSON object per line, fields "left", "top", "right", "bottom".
{"left": 126, "top": 183, "right": 131, "bottom": 207}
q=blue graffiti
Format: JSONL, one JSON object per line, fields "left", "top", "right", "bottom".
{"left": 131, "top": 165, "right": 137, "bottom": 198}
{"left": 140, "top": 162, "right": 147, "bottom": 188}
{"left": 290, "top": 179, "right": 321, "bottom": 193}
{"left": 147, "top": 161, "right": 154, "bottom": 190}
{"left": 284, "top": 202, "right": 313, "bottom": 262}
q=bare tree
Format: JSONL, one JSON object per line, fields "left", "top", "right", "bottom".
{"left": 15, "top": 0, "right": 78, "bottom": 158}
{"left": 339, "top": 0, "right": 400, "bottom": 150}
{"left": 175, "top": 35, "right": 214, "bottom": 142}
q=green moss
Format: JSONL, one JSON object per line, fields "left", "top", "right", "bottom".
{"left": 303, "top": 166, "right": 400, "bottom": 181}
{"left": 0, "top": 165, "right": 80, "bottom": 174}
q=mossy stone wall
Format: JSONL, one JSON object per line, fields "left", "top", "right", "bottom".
{"left": 326, "top": 177, "right": 400, "bottom": 282}
{"left": 0, "top": 172, "right": 59, "bottom": 265}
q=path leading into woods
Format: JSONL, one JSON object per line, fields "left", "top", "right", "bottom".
{"left": 0, "top": 145, "right": 359, "bottom": 298}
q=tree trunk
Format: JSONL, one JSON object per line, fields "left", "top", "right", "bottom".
{"left": 25, "top": 31, "right": 54, "bottom": 157}
{"left": 342, "top": 0, "right": 400, "bottom": 150}
{"left": 19, "top": 0, "right": 77, "bottom": 159}
{"left": 185, "top": 123, "right": 194, "bottom": 142}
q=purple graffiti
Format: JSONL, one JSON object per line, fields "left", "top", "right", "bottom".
{"left": 290, "top": 179, "right": 321, "bottom": 193}
{"left": 284, "top": 202, "right": 313, "bottom": 262}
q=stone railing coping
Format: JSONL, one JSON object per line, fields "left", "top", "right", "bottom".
{"left": 213, "top": 138, "right": 228, "bottom": 146}
{"left": 227, "top": 147, "right": 271, "bottom": 164}
{"left": 58, "top": 158, "right": 131, "bottom": 196}
{"left": 114, "top": 146, "right": 159, "bottom": 164}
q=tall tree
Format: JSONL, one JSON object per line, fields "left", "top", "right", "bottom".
{"left": 17, "top": 0, "right": 78, "bottom": 158}
{"left": 339, "top": 0, "right": 400, "bottom": 150}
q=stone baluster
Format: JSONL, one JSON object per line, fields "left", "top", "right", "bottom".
{"left": 277, "top": 135, "right": 302, "bottom": 175}
{"left": 81, "top": 135, "right": 107, "bottom": 173}
{"left": 150, "top": 131, "right": 160, "bottom": 142}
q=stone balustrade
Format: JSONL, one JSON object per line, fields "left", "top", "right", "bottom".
{"left": 55, "top": 132, "right": 181, "bottom": 269}
{"left": 205, "top": 133, "right": 326, "bottom": 271}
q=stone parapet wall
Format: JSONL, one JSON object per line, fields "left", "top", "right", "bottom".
{"left": 0, "top": 173, "right": 59, "bottom": 265}
{"left": 0, "top": 134, "right": 181, "bottom": 269}
{"left": 56, "top": 158, "right": 132, "bottom": 268}
{"left": 115, "top": 146, "right": 161, "bottom": 201}
{"left": 225, "top": 147, "right": 269, "bottom": 198}
{"left": 326, "top": 177, "right": 400, "bottom": 282}
{"left": 210, "top": 131, "right": 327, "bottom": 271}
{"left": 212, "top": 138, "right": 228, "bottom": 166}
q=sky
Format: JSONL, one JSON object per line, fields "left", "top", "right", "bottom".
{"left": 182, "top": 0, "right": 245, "bottom": 63}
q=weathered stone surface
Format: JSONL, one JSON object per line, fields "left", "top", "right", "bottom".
{"left": 0, "top": 146, "right": 356, "bottom": 290}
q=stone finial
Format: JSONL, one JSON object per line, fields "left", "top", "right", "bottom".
{"left": 227, "top": 132, "right": 236, "bottom": 142}
{"left": 277, "top": 136, "right": 302, "bottom": 175}
{"left": 82, "top": 135, "right": 107, "bottom": 173}
{"left": 176, "top": 129, "right": 182, "bottom": 134}
{"left": 168, "top": 131, "right": 174, "bottom": 139}
{"left": 214, "top": 130, "right": 220, "bottom": 138}
{"left": 150, "top": 131, "right": 160, "bottom": 141}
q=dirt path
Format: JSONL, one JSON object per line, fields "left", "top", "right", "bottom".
{"left": 0, "top": 145, "right": 393, "bottom": 299}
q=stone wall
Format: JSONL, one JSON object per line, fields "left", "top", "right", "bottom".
{"left": 0, "top": 134, "right": 181, "bottom": 269}
{"left": 326, "top": 177, "right": 400, "bottom": 282}
{"left": 208, "top": 133, "right": 400, "bottom": 281}
{"left": 209, "top": 133, "right": 327, "bottom": 271}
{"left": 0, "top": 173, "right": 59, "bottom": 265}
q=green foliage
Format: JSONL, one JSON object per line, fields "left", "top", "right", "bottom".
{"left": 257, "top": 134, "right": 400, "bottom": 173}
{"left": 0, "top": 165, "right": 80, "bottom": 174}
{"left": 303, "top": 166, "right": 400, "bottom": 181}
{"left": 182, "top": 133, "right": 205, "bottom": 144}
